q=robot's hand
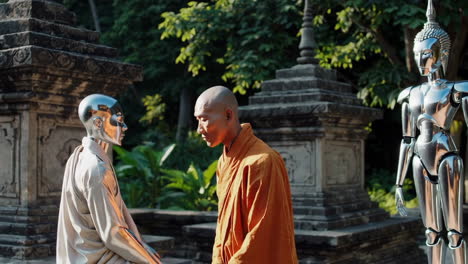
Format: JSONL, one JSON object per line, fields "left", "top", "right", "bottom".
{"left": 395, "top": 186, "right": 408, "bottom": 217}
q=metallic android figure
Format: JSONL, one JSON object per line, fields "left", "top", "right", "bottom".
{"left": 396, "top": 0, "right": 467, "bottom": 263}
{"left": 57, "top": 94, "right": 161, "bottom": 263}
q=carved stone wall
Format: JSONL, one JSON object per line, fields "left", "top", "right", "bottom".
{"left": 37, "top": 116, "right": 83, "bottom": 199}
{"left": 323, "top": 140, "right": 361, "bottom": 187}
{"left": 0, "top": 0, "right": 142, "bottom": 259}
{"left": 269, "top": 141, "right": 316, "bottom": 196}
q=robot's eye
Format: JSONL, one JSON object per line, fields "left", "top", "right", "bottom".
{"left": 422, "top": 51, "right": 432, "bottom": 56}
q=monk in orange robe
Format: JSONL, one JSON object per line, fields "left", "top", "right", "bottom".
{"left": 194, "top": 86, "right": 298, "bottom": 264}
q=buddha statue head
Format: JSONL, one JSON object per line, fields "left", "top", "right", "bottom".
{"left": 413, "top": 0, "right": 451, "bottom": 78}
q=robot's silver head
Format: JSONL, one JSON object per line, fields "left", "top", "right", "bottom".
{"left": 78, "top": 94, "right": 127, "bottom": 146}
{"left": 413, "top": 0, "right": 451, "bottom": 77}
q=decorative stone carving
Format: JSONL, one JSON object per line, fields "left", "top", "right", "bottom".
{"left": 0, "top": 115, "right": 19, "bottom": 199}
{"left": 0, "top": 0, "right": 141, "bottom": 259}
{"left": 324, "top": 140, "right": 361, "bottom": 186}
{"left": 13, "top": 47, "right": 30, "bottom": 64}
{"left": 56, "top": 138, "right": 81, "bottom": 166}
{"left": 269, "top": 141, "right": 316, "bottom": 195}
{"left": 37, "top": 116, "right": 83, "bottom": 197}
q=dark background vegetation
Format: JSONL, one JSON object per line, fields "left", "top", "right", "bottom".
{"left": 63, "top": 0, "right": 468, "bottom": 211}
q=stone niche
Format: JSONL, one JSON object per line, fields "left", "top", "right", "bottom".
{"left": 37, "top": 115, "right": 83, "bottom": 199}
{"left": 0, "top": 115, "right": 20, "bottom": 203}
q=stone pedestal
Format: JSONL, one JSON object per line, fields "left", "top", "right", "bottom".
{"left": 0, "top": 0, "right": 141, "bottom": 259}
{"left": 240, "top": 63, "right": 388, "bottom": 230}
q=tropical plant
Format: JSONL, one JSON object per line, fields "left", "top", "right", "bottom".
{"left": 365, "top": 168, "right": 418, "bottom": 214}
{"left": 114, "top": 143, "right": 175, "bottom": 207}
{"left": 159, "top": 160, "right": 218, "bottom": 211}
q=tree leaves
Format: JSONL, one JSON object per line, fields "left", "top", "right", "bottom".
{"left": 159, "top": 0, "right": 301, "bottom": 94}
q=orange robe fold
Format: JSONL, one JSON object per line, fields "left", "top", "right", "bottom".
{"left": 212, "top": 123, "right": 298, "bottom": 264}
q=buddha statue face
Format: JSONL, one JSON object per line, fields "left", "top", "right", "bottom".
{"left": 78, "top": 94, "right": 128, "bottom": 146}
{"left": 412, "top": 0, "right": 451, "bottom": 79}
{"left": 413, "top": 37, "right": 443, "bottom": 77}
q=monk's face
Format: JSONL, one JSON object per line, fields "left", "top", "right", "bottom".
{"left": 194, "top": 100, "right": 230, "bottom": 148}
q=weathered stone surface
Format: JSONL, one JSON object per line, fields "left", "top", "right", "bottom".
{"left": 239, "top": 62, "right": 386, "bottom": 231}
{"left": 235, "top": 18, "right": 422, "bottom": 260}
{"left": 180, "top": 217, "right": 426, "bottom": 264}
{"left": 130, "top": 209, "right": 218, "bottom": 260}
{"left": 0, "top": 0, "right": 142, "bottom": 259}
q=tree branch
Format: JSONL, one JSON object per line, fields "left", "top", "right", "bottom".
{"left": 348, "top": 14, "right": 404, "bottom": 66}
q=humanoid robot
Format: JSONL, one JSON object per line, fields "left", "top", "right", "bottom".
{"left": 395, "top": 0, "right": 467, "bottom": 263}
{"left": 57, "top": 94, "right": 161, "bottom": 263}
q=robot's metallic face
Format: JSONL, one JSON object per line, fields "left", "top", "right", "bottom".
{"left": 78, "top": 94, "right": 128, "bottom": 146}
{"left": 413, "top": 38, "right": 441, "bottom": 77}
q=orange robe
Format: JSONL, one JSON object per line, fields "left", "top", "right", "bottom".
{"left": 212, "top": 123, "right": 298, "bottom": 264}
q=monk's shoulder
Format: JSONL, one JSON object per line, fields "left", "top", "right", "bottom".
{"left": 243, "top": 139, "right": 281, "bottom": 169}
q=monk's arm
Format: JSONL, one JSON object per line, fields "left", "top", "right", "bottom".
{"left": 86, "top": 167, "right": 160, "bottom": 264}
{"left": 228, "top": 155, "right": 297, "bottom": 264}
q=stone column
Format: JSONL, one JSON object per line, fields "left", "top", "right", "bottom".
{"left": 0, "top": 0, "right": 141, "bottom": 259}
{"left": 238, "top": 0, "right": 426, "bottom": 262}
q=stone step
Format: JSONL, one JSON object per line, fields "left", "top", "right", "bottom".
{"left": 141, "top": 234, "right": 175, "bottom": 256}
{"left": 0, "top": 18, "right": 99, "bottom": 43}
{"left": 0, "top": 214, "right": 36, "bottom": 224}
{"left": 0, "top": 205, "right": 58, "bottom": 216}
{"left": 0, "top": 221, "right": 54, "bottom": 235}
{"left": 294, "top": 209, "right": 389, "bottom": 231}
{"left": 293, "top": 200, "right": 378, "bottom": 216}
{"left": 0, "top": 45, "right": 142, "bottom": 83}
{"left": 0, "top": 234, "right": 55, "bottom": 246}
{"left": 292, "top": 192, "right": 373, "bottom": 207}
{"left": 261, "top": 76, "right": 352, "bottom": 93}
{"left": 0, "top": 32, "right": 118, "bottom": 58}
{"left": 162, "top": 257, "right": 193, "bottom": 264}
{"left": 0, "top": 0, "right": 77, "bottom": 26}
{"left": 0, "top": 243, "right": 54, "bottom": 259}
{"left": 249, "top": 89, "right": 361, "bottom": 105}
{"left": 182, "top": 218, "right": 427, "bottom": 263}
{"left": 240, "top": 101, "right": 381, "bottom": 120}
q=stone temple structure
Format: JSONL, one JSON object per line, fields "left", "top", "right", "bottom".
{"left": 177, "top": 1, "right": 427, "bottom": 263}
{"left": 237, "top": 1, "right": 427, "bottom": 262}
{"left": 0, "top": 0, "right": 142, "bottom": 259}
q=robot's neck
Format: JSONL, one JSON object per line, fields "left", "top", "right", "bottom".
{"left": 427, "top": 67, "right": 444, "bottom": 84}
{"left": 89, "top": 137, "right": 109, "bottom": 153}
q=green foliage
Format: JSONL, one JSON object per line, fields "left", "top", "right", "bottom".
{"left": 366, "top": 168, "right": 418, "bottom": 214}
{"left": 139, "top": 94, "right": 166, "bottom": 124}
{"left": 114, "top": 143, "right": 175, "bottom": 208}
{"left": 164, "top": 131, "right": 222, "bottom": 171}
{"left": 159, "top": 160, "right": 218, "bottom": 211}
{"left": 159, "top": 0, "right": 301, "bottom": 94}
{"left": 114, "top": 137, "right": 220, "bottom": 210}
{"left": 356, "top": 61, "right": 415, "bottom": 108}
{"left": 311, "top": 0, "right": 468, "bottom": 108}
{"left": 101, "top": 0, "right": 202, "bottom": 148}
{"left": 368, "top": 188, "right": 418, "bottom": 215}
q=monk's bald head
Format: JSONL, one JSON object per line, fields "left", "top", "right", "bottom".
{"left": 194, "top": 86, "right": 241, "bottom": 148}
{"left": 195, "top": 86, "right": 238, "bottom": 116}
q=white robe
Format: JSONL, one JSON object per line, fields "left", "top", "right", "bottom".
{"left": 57, "top": 137, "right": 157, "bottom": 264}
